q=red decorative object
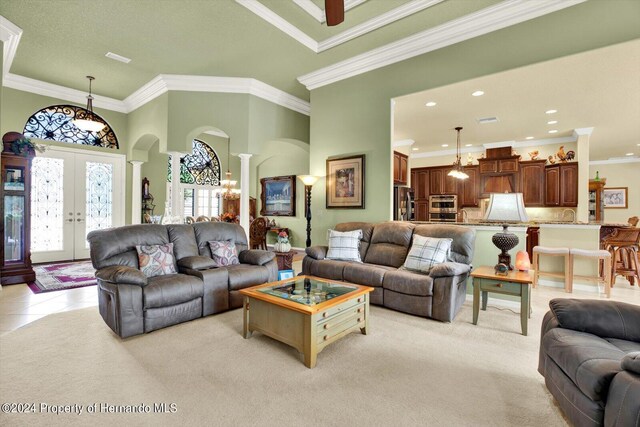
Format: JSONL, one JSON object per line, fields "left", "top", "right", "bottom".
{"left": 221, "top": 212, "right": 237, "bottom": 223}
{"left": 515, "top": 250, "right": 531, "bottom": 272}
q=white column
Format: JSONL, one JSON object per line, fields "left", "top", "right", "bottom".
{"left": 238, "top": 153, "right": 253, "bottom": 239}
{"left": 129, "top": 161, "right": 144, "bottom": 224}
{"left": 574, "top": 128, "right": 593, "bottom": 223}
{"left": 168, "top": 152, "right": 183, "bottom": 220}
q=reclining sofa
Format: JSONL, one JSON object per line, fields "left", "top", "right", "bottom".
{"left": 538, "top": 299, "right": 640, "bottom": 426}
{"left": 87, "top": 222, "right": 277, "bottom": 338}
{"left": 302, "top": 222, "right": 476, "bottom": 322}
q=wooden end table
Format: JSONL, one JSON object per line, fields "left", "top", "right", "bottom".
{"left": 275, "top": 251, "right": 294, "bottom": 270}
{"left": 240, "top": 275, "right": 373, "bottom": 368}
{"left": 471, "top": 266, "right": 533, "bottom": 336}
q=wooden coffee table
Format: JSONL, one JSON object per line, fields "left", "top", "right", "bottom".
{"left": 240, "top": 275, "right": 373, "bottom": 368}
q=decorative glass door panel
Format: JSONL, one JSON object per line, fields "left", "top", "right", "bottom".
{"left": 31, "top": 157, "right": 65, "bottom": 253}
{"left": 84, "top": 161, "right": 113, "bottom": 245}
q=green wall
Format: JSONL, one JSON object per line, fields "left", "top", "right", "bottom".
{"left": 589, "top": 162, "right": 640, "bottom": 224}
{"left": 308, "top": 0, "right": 640, "bottom": 244}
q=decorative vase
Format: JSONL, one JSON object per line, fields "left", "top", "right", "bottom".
{"left": 274, "top": 242, "right": 291, "bottom": 253}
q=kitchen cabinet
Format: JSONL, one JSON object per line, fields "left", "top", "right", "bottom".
{"left": 526, "top": 227, "right": 540, "bottom": 260}
{"left": 478, "top": 156, "right": 520, "bottom": 174}
{"left": 460, "top": 166, "right": 479, "bottom": 207}
{"left": 545, "top": 163, "right": 578, "bottom": 207}
{"left": 415, "top": 201, "right": 429, "bottom": 221}
{"left": 519, "top": 160, "right": 546, "bottom": 207}
{"left": 430, "top": 167, "right": 458, "bottom": 195}
{"left": 411, "top": 168, "right": 429, "bottom": 201}
{"left": 393, "top": 151, "right": 408, "bottom": 185}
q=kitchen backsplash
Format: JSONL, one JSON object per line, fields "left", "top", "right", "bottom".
{"left": 461, "top": 207, "right": 575, "bottom": 222}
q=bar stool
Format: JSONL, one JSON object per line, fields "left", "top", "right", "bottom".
{"left": 532, "top": 246, "right": 571, "bottom": 291}
{"left": 569, "top": 248, "right": 612, "bottom": 297}
{"left": 602, "top": 228, "right": 640, "bottom": 288}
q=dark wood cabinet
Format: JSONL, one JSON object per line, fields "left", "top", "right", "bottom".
{"left": 415, "top": 201, "right": 429, "bottom": 221}
{"left": 393, "top": 151, "right": 408, "bottom": 185}
{"left": 444, "top": 169, "right": 458, "bottom": 194}
{"left": 545, "top": 163, "right": 578, "bottom": 207}
{"left": 479, "top": 160, "right": 497, "bottom": 174}
{"left": 526, "top": 226, "right": 540, "bottom": 260}
{"left": 411, "top": 169, "right": 429, "bottom": 200}
{"left": 429, "top": 167, "right": 458, "bottom": 195}
{"left": 519, "top": 160, "right": 546, "bottom": 207}
{"left": 589, "top": 179, "right": 606, "bottom": 221}
{"left": 223, "top": 196, "right": 256, "bottom": 220}
{"left": 460, "top": 166, "right": 479, "bottom": 207}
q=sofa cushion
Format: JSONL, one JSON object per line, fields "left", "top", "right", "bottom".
{"left": 193, "top": 222, "right": 248, "bottom": 258}
{"left": 364, "top": 222, "right": 415, "bottom": 268}
{"left": 88, "top": 224, "right": 170, "bottom": 270}
{"left": 136, "top": 243, "right": 177, "bottom": 277}
{"left": 413, "top": 224, "right": 476, "bottom": 265}
{"left": 144, "top": 274, "right": 203, "bottom": 309}
{"left": 605, "top": 338, "right": 640, "bottom": 354}
{"left": 208, "top": 240, "right": 240, "bottom": 267}
{"left": 335, "top": 222, "right": 374, "bottom": 262}
{"left": 304, "top": 259, "right": 350, "bottom": 281}
{"left": 383, "top": 270, "right": 433, "bottom": 296}
{"left": 225, "top": 264, "right": 271, "bottom": 291}
{"left": 543, "top": 328, "right": 624, "bottom": 402}
{"left": 326, "top": 229, "right": 363, "bottom": 262}
{"left": 403, "top": 235, "right": 452, "bottom": 274}
{"left": 343, "top": 263, "right": 395, "bottom": 287}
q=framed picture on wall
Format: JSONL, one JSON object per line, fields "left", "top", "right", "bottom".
{"left": 326, "top": 154, "right": 365, "bottom": 209}
{"left": 260, "top": 175, "right": 296, "bottom": 216}
{"left": 603, "top": 187, "right": 628, "bottom": 208}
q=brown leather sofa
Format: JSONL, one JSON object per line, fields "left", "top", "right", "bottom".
{"left": 538, "top": 299, "right": 640, "bottom": 426}
{"left": 87, "top": 222, "right": 277, "bottom": 338}
{"left": 302, "top": 222, "right": 476, "bottom": 322}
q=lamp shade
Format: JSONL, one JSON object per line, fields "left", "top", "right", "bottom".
{"left": 484, "top": 193, "right": 528, "bottom": 222}
{"left": 298, "top": 175, "right": 319, "bottom": 186}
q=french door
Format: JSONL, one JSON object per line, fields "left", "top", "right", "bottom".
{"left": 30, "top": 147, "right": 125, "bottom": 263}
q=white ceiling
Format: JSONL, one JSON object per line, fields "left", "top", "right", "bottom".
{"left": 393, "top": 39, "right": 640, "bottom": 161}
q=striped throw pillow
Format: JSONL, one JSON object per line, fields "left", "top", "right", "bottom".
{"left": 326, "top": 229, "right": 363, "bottom": 262}
{"left": 403, "top": 235, "right": 453, "bottom": 274}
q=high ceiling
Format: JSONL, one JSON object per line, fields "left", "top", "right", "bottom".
{"left": 0, "top": 0, "right": 500, "bottom": 100}
{"left": 393, "top": 39, "right": 640, "bottom": 161}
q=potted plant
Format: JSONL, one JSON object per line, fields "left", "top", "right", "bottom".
{"left": 274, "top": 230, "right": 291, "bottom": 253}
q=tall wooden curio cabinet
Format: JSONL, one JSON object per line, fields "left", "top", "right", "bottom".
{"left": 1, "top": 133, "right": 36, "bottom": 285}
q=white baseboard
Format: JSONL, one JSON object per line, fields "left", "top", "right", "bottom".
{"left": 536, "top": 278, "right": 603, "bottom": 294}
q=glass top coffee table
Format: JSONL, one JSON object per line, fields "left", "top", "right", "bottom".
{"left": 240, "top": 275, "right": 374, "bottom": 368}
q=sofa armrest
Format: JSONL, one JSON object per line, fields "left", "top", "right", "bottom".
{"left": 178, "top": 256, "right": 217, "bottom": 271}
{"left": 548, "top": 298, "right": 640, "bottom": 342}
{"left": 622, "top": 352, "right": 640, "bottom": 376}
{"left": 95, "top": 266, "right": 147, "bottom": 287}
{"left": 429, "top": 262, "right": 471, "bottom": 278}
{"left": 239, "top": 250, "right": 275, "bottom": 266}
{"left": 306, "top": 246, "right": 328, "bottom": 260}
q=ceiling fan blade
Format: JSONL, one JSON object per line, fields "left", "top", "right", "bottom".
{"left": 325, "top": 0, "right": 344, "bottom": 26}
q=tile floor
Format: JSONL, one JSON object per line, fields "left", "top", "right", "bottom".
{"left": 2, "top": 260, "right": 639, "bottom": 336}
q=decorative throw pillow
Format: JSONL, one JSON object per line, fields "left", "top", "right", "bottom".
{"left": 403, "top": 235, "right": 453, "bottom": 274}
{"left": 136, "top": 243, "right": 177, "bottom": 278}
{"left": 326, "top": 229, "right": 363, "bottom": 262}
{"left": 208, "top": 240, "right": 240, "bottom": 267}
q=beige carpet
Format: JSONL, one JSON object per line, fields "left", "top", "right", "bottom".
{"left": 0, "top": 301, "right": 565, "bottom": 426}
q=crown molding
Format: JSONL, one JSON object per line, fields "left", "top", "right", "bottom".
{"left": 392, "top": 139, "right": 415, "bottom": 148}
{"left": 0, "top": 15, "right": 23, "bottom": 78}
{"left": 298, "top": 0, "right": 586, "bottom": 90}
{"left": 411, "top": 146, "right": 483, "bottom": 159}
{"left": 293, "top": 0, "right": 368, "bottom": 24}
{"left": 589, "top": 157, "right": 640, "bottom": 165}
{"left": 3, "top": 73, "right": 128, "bottom": 112}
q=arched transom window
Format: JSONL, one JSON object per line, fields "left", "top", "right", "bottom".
{"left": 168, "top": 138, "right": 222, "bottom": 218}
{"left": 23, "top": 104, "right": 119, "bottom": 149}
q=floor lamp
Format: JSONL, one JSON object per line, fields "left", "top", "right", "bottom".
{"left": 298, "top": 175, "right": 319, "bottom": 247}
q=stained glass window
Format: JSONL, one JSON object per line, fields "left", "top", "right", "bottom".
{"left": 31, "top": 157, "right": 65, "bottom": 252}
{"left": 23, "top": 105, "right": 119, "bottom": 149}
{"left": 168, "top": 139, "right": 221, "bottom": 185}
{"left": 85, "top": 162, "right": 113, "bottom": 247}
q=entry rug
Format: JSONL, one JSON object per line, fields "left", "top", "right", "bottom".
{"left": 28, "top": 261, "right": 96, "bottom": 294}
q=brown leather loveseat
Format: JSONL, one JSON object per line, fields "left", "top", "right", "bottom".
{"left": 87, "top": 222, "right": 277, "bottom": 338}
{"left": 302, "top": 222, "right": 476, "bottom": 322}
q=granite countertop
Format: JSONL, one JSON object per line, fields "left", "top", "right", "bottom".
{"left": 408, "top": 221, "right": 629, "bottom": 227}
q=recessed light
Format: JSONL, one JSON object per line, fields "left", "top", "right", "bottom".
{"left": 626, "top": 152, "right": 634, "bottom": 156}
{"left": 545, "top": 109, "right": 557, "bottom": 114}
{"left": 465, "top": 144, "right": 472, "bottom": 147}
{"left": 547, "top": 120, "right": 558, "bottom": 125}
{"left": 412, "top": 148, "right": 419, "bottom": 151}
{"left": 425, "top": 101, "right": 437, "bottom": 107}
{"left": 441, "top": 144, "right": 449, "bottom": 147}
{"left": 525, "top": 136, "right": 534, "bottom": 140}
{"left": 472, "top": 90, "right": 484, "bottom": 97}
{"left": 548, "top": 130, "right": 558, "bottom": 134}
{"left": 105, "top": 51, "right": 131, "bottom": 64}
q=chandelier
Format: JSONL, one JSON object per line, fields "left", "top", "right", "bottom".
{"left": 215, "top": 137, "right": 240, "bottom": 200}
{"left": 73, "top": 76, "right": 106, "bottom": 133}
{"left": 447, "top": 126, "right": 469, "bottom": 180}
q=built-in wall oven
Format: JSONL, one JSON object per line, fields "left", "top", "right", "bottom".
{"left": 429, "top": 195, "right": 458, "bottom": 222}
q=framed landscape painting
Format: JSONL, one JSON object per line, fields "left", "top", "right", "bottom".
{"left": 603, "top": 187, "right": 628, "bottom": 209}
{"left": 326, "top": 155, "right": 365, "bottom": 209}
{"left": 260, "top": 175, "right": 296, "bottom": 216}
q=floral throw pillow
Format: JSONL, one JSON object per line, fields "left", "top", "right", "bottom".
{"left": 208, "top": 240, "right": 240, "bottom": 267}
{"left": 136, "top": 243, "right": 177, "bottom": 278}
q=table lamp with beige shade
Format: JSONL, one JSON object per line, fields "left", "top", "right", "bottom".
{"left": 484, "top": 193, "right": 528, "bottom": 270}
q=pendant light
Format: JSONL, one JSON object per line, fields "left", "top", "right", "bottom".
{"left": 447, "top": 126, "right": 469, "bottom": 180}
{"left": 73, "top": 76, "right": 106, "bottom": 133}
{"left": 216, "top": 137, "right": 240, "bottom": 200}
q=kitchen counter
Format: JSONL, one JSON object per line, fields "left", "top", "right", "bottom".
{"left": 408, "top": 220, "right": 628, "bottom": 227}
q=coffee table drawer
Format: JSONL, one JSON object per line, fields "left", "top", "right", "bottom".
{"left": 317, "top": 310, "right": 365, "bottom": 345}
{"left": 479, "top": 280, "right": 522, "bottom": 295}
{"left": 318, "top": 296, "right": 366, "bottom": 323}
